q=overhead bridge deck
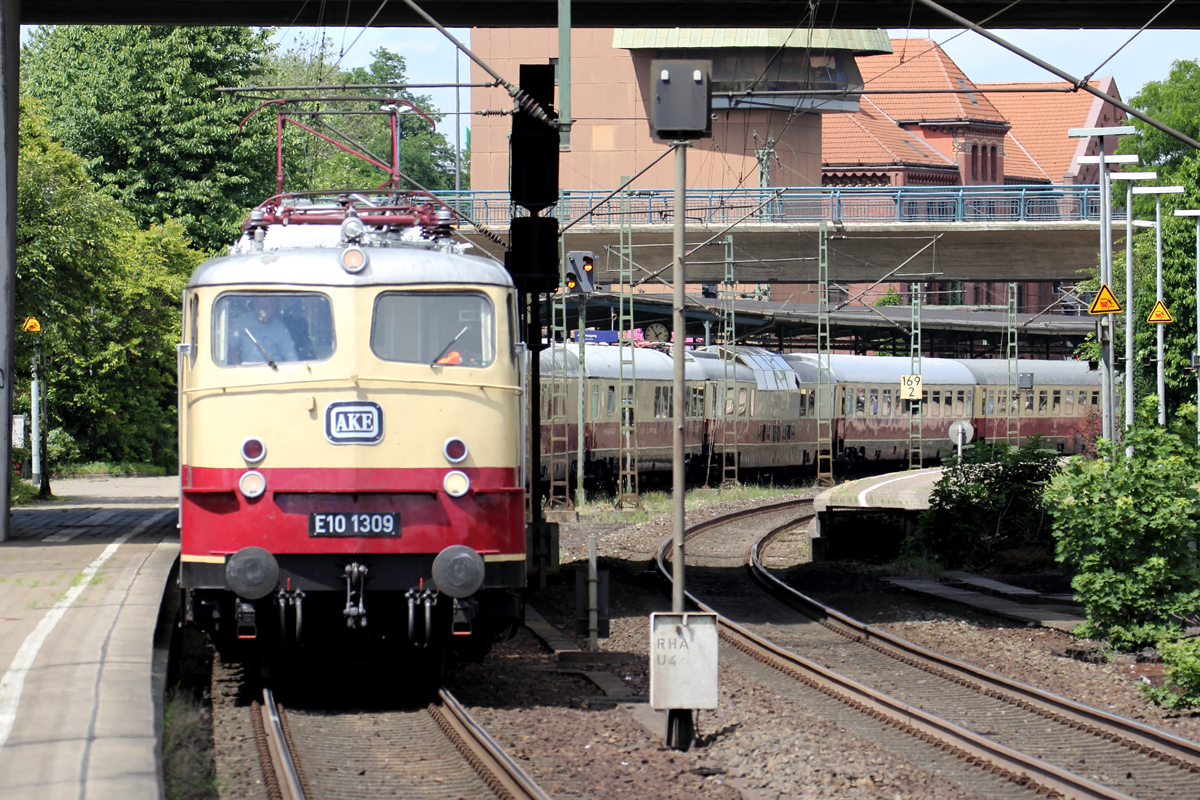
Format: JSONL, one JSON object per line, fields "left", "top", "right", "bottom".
{"left": 450, "top": 186, "right": 1116, "bottom": 283}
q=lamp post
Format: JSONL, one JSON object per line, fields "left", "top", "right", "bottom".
{"left": 1133, "top": 185, "right": 1186, "bottom": 425}
{"left": 1174, "top": 208, "right": 1200, "bottom": 443}
{"left": 1111, "top": 170, "right": 1157, "bottom": 436}
{"left": 1076, "top": 144, "right": 1138, "bottom": 444}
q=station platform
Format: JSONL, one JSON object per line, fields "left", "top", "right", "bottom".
{"left": 886, "top": 573, "right": 1086, "bottom": 632}
{"left": 0, "top": 477, "right": 178, "bottom": 800}
{"left": 811, "top": 468, "right": 942, "bottom": 560}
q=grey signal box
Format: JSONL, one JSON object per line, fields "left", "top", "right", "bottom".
{"left": 650, "top": 60, "right": 712, "bottom": 140}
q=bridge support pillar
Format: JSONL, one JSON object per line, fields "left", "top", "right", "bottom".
{"left": 0, "top": 0, "right": 19, "bottom": 541}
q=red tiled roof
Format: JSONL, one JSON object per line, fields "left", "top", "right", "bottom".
{"left": 977, "top": 80, "right": 1123, "bottom": 182}
{"left": 858, "top": 38, "right": 1007, "bottom": 125}
{"left": 823, "top": 98, "right": 956, "bottom": 168}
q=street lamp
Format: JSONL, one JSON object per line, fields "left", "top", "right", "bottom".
{"left": 1174, "top": 207, "right": 1200, "bottom": 443}
{"left": 1132, "top": 184, "right": 1186, "bottom": 425}
{"left": 1111, "top": 171, "right": 1157, "bottom": 435}
{"left": 1077, "top": 147, "right": 1138, "bottom": 444}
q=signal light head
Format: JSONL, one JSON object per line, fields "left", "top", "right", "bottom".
{"left": 582, "top": 256, "right": 594, "bottom": 273}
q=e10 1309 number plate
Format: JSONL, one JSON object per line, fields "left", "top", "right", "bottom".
{"left": 308, "top": 512, "right": 399, "bottom": 537}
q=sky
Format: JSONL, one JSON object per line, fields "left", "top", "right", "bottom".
{"left": 269, "top": 26, "right": 1198, "bottom": 149}
{"left": 21, "top": 24, "right": 1200, "bottom": 153}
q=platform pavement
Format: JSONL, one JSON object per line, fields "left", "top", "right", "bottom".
{"left": 813, "top": 467, "right": 944, "bottom": 514}
{"left": 0, "top": 476, "right": 178, "bottom": 799}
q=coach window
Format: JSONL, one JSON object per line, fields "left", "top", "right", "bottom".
{"left": 944, "top": 390, "right": 954, "bottom": 417}
{"left": 591, "top": 384, "right": 600, "bottom": 420}
{"left": 1091, "top": 390, "right": 1100, "bottom": 406}
{"left": 213, "top": 291, "right": 335, "bottom": 367}
{"left": 954, "top": 390, "right": 964, "bottom": 416}
{"left": 855, "top": 389, "right": 866, "bottom": 417}
{"left": 807, "top": 389, "right": 816, "bottom": 418}
{"left": 881, "top": 388, "right": 892, "bottom": 416}
{"left": 738, "top": 388, "right": 749, "bottom": 416}
{"left": 869, "top": 388, "right": 879, "bottom": 416}
{"left": 798, "top": 388, "right": 807, "bottom": 417}
{"left": 606, "top": 385, "right": 616, "bottom": 416}
{"left": 1038, "top": 390, "right": 1048, "bottom": 415}
{"left": 930, "top": 390, "right": 941, "bottom": 417}
{"left": 986, "top": 390, "right": 995, "bottom": 415}
{"left": 1023, "top": 390, "right": 1034, "bottom": 416}
{"left": 1064, "top": 389, "right": 1074, "bottom": 416}
{"left": 373, "top": 292, "right": 494, "bottom": 367}
{"left": 1052, "top": 390, "right": 1061, "bottom": 415}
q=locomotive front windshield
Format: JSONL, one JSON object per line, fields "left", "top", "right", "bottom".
{"left": 212, "top": 292, "right": 336, "bottom": 367}
{"left": 371, "top": 292, "right": 495, "bottom": 367}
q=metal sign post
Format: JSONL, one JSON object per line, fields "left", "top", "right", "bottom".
{"left": 1173, "top": 209, "right": 1200, "bottom": 443}
{"left": 1133, "top": 185, "right": 1185, "bottom": 425}
{"left": 1111, "top": 171, "right": 1157, "bottom": 440}
{"left": 651, "top": 58, "right": 711, "bottom": 753}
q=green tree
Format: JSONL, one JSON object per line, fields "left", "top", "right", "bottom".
{"left": 873, "top": 285, "right": 902, "bottom": 307}
{"left": 1049, "top": 400, "right": 1200, "bottom": 650}
{"left": 21, "top": 25, "right": 280, "bottom": 251}
{"left": 909, "top": 438, "right": 1061, "bottom": 570}
{"left": 1117, "top": 59, "right": 1200, "bottom": 183}
{"left": 16, "top": 99, "right": 201, "bottom": 473}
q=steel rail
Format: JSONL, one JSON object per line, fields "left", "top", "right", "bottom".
{"left": 749, "top": 527, "right": 1200, "bottom": 775}
{"left": 258, "top": 688, "right": 307, "bottom": 800}
{"left": 653, "top": 499, "right": 1137, "bottom": 800}
{"left": 433, "top": 688, "right": 556, "bottom": 800}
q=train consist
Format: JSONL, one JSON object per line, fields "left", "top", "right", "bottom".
{"left": 178, "top": 193, "right": 526, "bottom": 671}
{"left": 537, "top": 346, "right": 1102, "bottom": 484}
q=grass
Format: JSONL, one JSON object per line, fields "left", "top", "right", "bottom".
{"left": 574, "top": 480, "right": 813, "bottom": 524}
{"left": 10, "top": 479, "right": 39, "bottom": 506}
{"left": 56, "top": 461, "right": 171, "bottom": 477}
{"left": 162, "top": 686, "right": 219, "bottom": 800}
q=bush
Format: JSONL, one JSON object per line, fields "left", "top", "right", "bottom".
{"left": 46, "top": 428, "right": 80, "bottom": 467}
{"left": 1143, "top": 637, "right": 1200, "bottom": 709}
{"left": 1049, "top": 401, "right": 1200, "bottom": 650}
{"left": 909, "top": 437, "right": 1061, "bottom": 570}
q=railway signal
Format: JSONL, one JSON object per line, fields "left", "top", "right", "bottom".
{"left": 565, "top": 251, "right": 595, "bottom": 295}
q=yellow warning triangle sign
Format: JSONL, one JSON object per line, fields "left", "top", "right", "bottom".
{"left": 1147, "top": 300, "right": 1174, "bottom": 323}
{"left": 1088, "top": 284, "right": 1123, "bottom": 315}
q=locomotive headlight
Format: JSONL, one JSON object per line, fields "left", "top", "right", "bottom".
{"left": 443, "top": 437, "right": 469, "bottom": 463}
{"left": 239, "top": 470, "right": 267, "bottom": 499}
{"left": 443, "top": 470, "right": 470, "bottom": 497}
{"left": 340, "top": 245, "right": 369, "bottom": 274}
{"left": 241, "top": 437, "right": 266, "bottom": 464}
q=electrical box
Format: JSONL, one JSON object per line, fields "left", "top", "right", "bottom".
{"left": 650, "top": 60, "right": 712, "bottom": 140}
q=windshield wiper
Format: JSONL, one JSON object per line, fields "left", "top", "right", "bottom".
{"left": 430, "top": 326, "right": 469, "bottom": 366}
{"left": 244, "top": 328, "right": 279, "bottom": 371}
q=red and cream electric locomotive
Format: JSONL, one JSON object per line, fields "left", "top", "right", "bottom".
{"left": 177, "top": 193, "right": 526, "bottom": 669}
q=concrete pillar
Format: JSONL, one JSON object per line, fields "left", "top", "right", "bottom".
{"left": 0, "top": 1, "right": 17, "bottom": 541}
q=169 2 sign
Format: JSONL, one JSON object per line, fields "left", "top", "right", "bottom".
{"left": 325, "top": 401, "right": 384, "bottom": 444}
{"left": 899, "top": 374, "right": 923, "bottom": 401}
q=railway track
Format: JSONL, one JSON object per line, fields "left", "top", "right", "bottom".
{"left": 657, "top": 497, "right": 1200, "bottom": 800}
{"left": 252, "top": 686, "right": 552, "bottom": 800}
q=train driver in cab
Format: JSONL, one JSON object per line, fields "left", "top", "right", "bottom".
{"left": 240, "top": 295, "right": 298, "bottom": 365}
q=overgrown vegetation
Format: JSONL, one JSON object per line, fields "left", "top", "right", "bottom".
{"left": 908, "top": 438, "right": 1061, "bottom": 570}
{"left": 1049, "top": 402, "right": 1200, "bottom": 654}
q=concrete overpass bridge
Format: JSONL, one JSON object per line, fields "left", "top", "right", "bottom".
{"left": 450, "top": 185, "right": 1112, "bottom": 283}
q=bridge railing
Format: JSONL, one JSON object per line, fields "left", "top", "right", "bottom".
{"left": 433, "top": 185, "right": 1112, "bottom": 227}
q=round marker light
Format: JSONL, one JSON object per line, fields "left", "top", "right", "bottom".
{"left": 241, "top": 437, "right": 266, "bottom": 463}
{"left": 443, "top": 470, "right": 470, "bottom": 498}
{"left": 340, "top": 245, "right": 369, "bottom": 274}
{"left": 239, "top": 470, "right": 266, "bottom": 499}
{"left": 444, "top": 437, "right": 469, "bottom": 463}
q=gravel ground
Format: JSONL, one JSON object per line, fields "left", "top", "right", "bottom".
{"left": 198, "top": 486, "right": 1200, "bottom": 799}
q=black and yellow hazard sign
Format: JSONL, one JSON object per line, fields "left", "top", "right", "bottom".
{"left": 1147, "top": 300, "right": 1174, "bottom": 324}
{"left": 20, "top": 317, "right": 40, "bottom": 333}
{"left": 1088, "top": 284, "right": 1122, "bottom": 315}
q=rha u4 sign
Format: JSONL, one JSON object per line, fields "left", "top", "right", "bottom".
{"left": 325, "top": 401, "right": 384, "bottom": 445}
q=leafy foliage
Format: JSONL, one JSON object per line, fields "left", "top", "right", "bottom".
{"left": 910, "top": 438, "right": 1061, "bottom": 569}
{"left": 873, "top": 285, "right": 902, "bottom": 307}
{"left": 1049, "top": 401, "right": 1200, "bottom": 650}
{"left": 1117, "top": 59, "right": 1200, "bottom": 182}
{"left": 1142, "top": 637, "right": 1200, "bottom": 709}
{"left": 21, "top": 25, "right": 279, "bottom": 251}
{"left": 16, "top": 100, "right": 201, "bottom": 471}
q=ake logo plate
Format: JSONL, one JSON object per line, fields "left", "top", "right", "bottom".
{"left": 325, "top": 401, "right": 384, "bottom": 445}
